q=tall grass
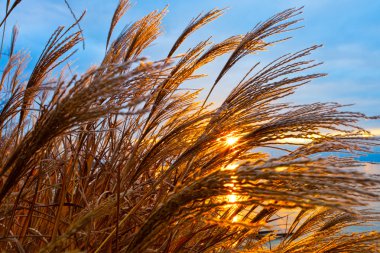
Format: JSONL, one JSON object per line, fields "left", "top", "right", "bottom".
{"left": 0, "top": 1, "right": 379, "bottom": 252}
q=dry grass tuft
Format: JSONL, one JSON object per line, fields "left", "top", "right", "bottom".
{"left": 0, "top": 2, "right": 379, "bottom": 252}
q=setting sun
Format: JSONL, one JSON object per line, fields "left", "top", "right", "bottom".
{"left": 221, "top": 163, "right": 239, "bottom": 171}
{"left": 228, "top": 194, "right": 237, "bottom": 203}
{"left": 1, "top": 0, "right": 379, "bottom": 251}
{"left": 226, "top": 136, "right": 239, "bottom": 146}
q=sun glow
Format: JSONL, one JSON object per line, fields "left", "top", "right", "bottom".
{"left": 232, "top": 216, "right": 239, "bottom": 222}
{"left": 276, "top": 134, "right": 322, "bottom": 144}
{"left": 226, "top": 136, "right": 239, "bottom": 146}
{"left": 361, "top": 128, "right": 380, "bottom": 137}
{"left": 221, "top": 163, "right": 239, "bottom": 171}
{"left": 228, "top": 194, "right": 237, "bottom": 203}
{"left": 275, "top": 166, "right": 287, "bottom": 172}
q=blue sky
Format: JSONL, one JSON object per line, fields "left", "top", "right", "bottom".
{"left": 2, "top": 0, "right": 380, "bottom": 130}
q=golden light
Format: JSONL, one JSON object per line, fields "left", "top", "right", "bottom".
{"left": 227, "top": 194, "right": 237, "bottom": 203}
{"left": 232, "top": 216, "right": 239, "bottom": 222}
{"left": 221, "top": 163, "right": 239, "bottom": 171}
{"left": 226, "top": 136, "right": 239, "bottom": 146}
{"left": 361, "top": 128, "right": 380, "bottom": 137}
{"left": 275, "top": 166, "right": 287, "bottom": 172}
{"left": 276, "top": 134, "right": 322, "bottom": 144}
{"left": 361, "top": 130, "right": 376, "bottom": 138}
{"left": 276, "top": 137, "right": 312, "bottom": 144}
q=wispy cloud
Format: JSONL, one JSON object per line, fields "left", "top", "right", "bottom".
{"left": 2, "top": 0, "right": 379, "bottom": 128}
